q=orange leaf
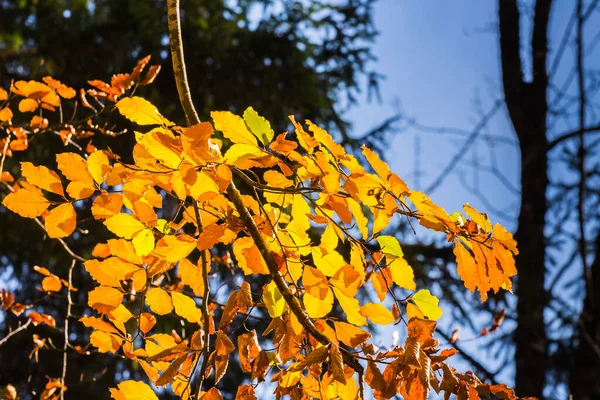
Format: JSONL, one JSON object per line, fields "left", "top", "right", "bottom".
{"left": 139, "top": 313, "right": 156, "bottom": 334}
{"left": 45, "top": 203, "right": 77, "bottom": 238}
{"left": 21, "top": 162, "right": 64, "bottom": 196}
{"left": 2, "top": 187, "right": 50, "bottom": 218}
{"left": 41, "top": 276, "right": 62, "bottom": 292}
{"left": 88, "top": 286, "right": 123, "bottom": 313}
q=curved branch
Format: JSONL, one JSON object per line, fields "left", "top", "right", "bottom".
{"left": 225, "top": 183, "right": 363, "bottom": 374}
{"left": 167, "top": 0, "right": 200, "bottom": 126}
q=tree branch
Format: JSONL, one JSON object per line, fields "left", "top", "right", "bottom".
{"left": 225, "top": 183, "right": 363, "bottom": 374}
{"left": 167, "top": 0, "right": 200, "bottom": 126}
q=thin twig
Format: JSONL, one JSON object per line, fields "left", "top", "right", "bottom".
{"left": 61, "top": 259, "right": 76, "bottom": 400}
{"left": 0, "top": 318, "right": 32, "bottom": 347}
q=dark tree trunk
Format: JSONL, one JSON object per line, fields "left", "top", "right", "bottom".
{"left": 498, "top": 0, "right": 552, "bottom": 397}
{"left": 570, "top": 234, "right": 600, "bottom": 399}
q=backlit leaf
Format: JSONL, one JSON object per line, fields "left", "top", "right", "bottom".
{"left": 45, "top": 203, "right": 77, "bottom": 238}
{"left": 2, "top": 187, "right": 50, "bottom": 218}
{"left": 211, "top": 111, "right": 257, "bottom": 146}
{"left": 360, "top": 302, "right": 395, "bottom": 325}
{"left": 104, "top": 214, "right": 145, "bottom": 239}
{"left": 88, "top": 286, "right": 123, "bottom": 313}
{"left": 171, "top": 291, "right": 201, "bottom": 323}
{"left": 109, "top": 380, "right": 158, "bottom": 400}
{"left": 146, "top": 288, "right": 173, "bottom": 316}
{"left": 116, "top": 96, "right": 173, "bottom": 126}
{"left": 263, "top": 281, "right": 285, "bottom": 318}
{"left": 243, "top": 107, "right": 273, "bottom": 145}
{"left": 21, "top": 162, "right": 64, "bottom": 196}
{"left": 412, "top": 289, "right": 443, "bottom": 320}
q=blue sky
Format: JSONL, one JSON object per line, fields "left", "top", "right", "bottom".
{"left": 351, "top": 0, "right": 521, "bottom": 230}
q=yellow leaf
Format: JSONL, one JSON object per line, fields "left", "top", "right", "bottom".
{"left": 388, "top": 257, "right": 416, "bottom": 290}
{"left": 116, "top": 96, "right": 173, "bottom": 126}
{"left": 135, "top": 129, "right": 182, "bottom": 169}
{"left": 109, "top": 380, "right": 158, "bottom": 400}
{"left": 153, "top": 235, "right": 196, "bottom": 263}
{"left": 42, "top": 276, "right": 62, "bottom": 292}
{"left": 263, "top": 281, "right": 286, "bottom": 318}
{"left": 463, "top": 203, "right": 492, "bottom": 233}
{"left": 411, "top": 289, "right": 443, "bottom": 320}
{"left": 45, "top": 203, "right": 77, "bottom": 238}
{"left": 304, "top": 290, "right": 333, "bottom": 319}
{"left": 361, "top": 145, "right": 391, "bottom": 181}
{"left": 347, "top": 198, "right": 368, "bottom": 239}
{"left": 87, "top": 151, "right": 111, "bottom": 185}
{"left": 312, "top": 247, "right": 345, "bottom": 277}
{"left": 104, "top": 214, "right": 145, "bottom": 239}
{"left": 88, "top": 286, "right": 123, "bottom": 313}
{"left": 211, "top": 111, "right": 257, "bottom": 146}
{"left": 109, "top": 304, "right": 134, "bottom": 323}
{"left": 90, "top": 331, "right": 123, "bottom": 354}
{"left": 146, "top": 288, "right": 173, "bottom": 315}
{"left": 376, "top": 235, "right": 403, "bottom": 260}
{"left": 360, "top": 302, "right": 394, "bottom": 325}
{"left": 2, "top": 187, "right": 50, "bottom": 218}
{"left": 133, "top": 228, "right": 155, "bottom": 256}
{"left": 20, "top": 162, "right": 64, "bottom": 196}
{"left": 179, "top": 258, "right": 205, "bottom": 296}
{"left": 223, "top": 143, "right": 266, "bottom": 167}
{"left": 243, "top": 107, "right": 273, "bottom": 145}
{"left": 332, "top": 287, "right": 366, "bottom": 326}
{"left": 171, "top": 291, "right": 201, "bottom": 323}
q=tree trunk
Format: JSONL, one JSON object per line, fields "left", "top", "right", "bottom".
{"left": 570, "top": 234, "right": 600, "bottom": 399}
{"left": 498, "top": 0, "right": 552, "bottom": 397}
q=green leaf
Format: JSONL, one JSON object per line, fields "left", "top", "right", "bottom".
{"left": 412, "top": 289, "right": 443, "bottom": 320}
{"left": 376, "top": 235, "right": 403, "bottom": 260}
{"left": 243, "top": 106, "right": 273, "bottom": 145}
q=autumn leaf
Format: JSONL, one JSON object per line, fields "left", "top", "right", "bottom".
{"left": 360, "top": 302, "right": 395, "bottom": 325}
{"left": 411, "top": 289, "right": 443, "bottom": 320}
{"left": 263, "top": 281, "right": 286, "bottom": 318}
{"left": 45, "top": 203, "right": 77, "bottom": 238}
{"left": 116, "top": 96, "right": 174, "bottom": 126}
{"left": 211, "top": 111, "right": 258, "bottom": 146}
{"left": 21, "top": 162, "right": 64, "bottom": 196}
{"left": 88, "top": 286, "right": 123, "bottom": 313}
{"left": 109, "top": 380, "right": 158, "bottom": 400}
{"left": 41, "top": 276, "right": 62, "bottom": 292}
{"left": 243, "top": 106, "right": 273, "bottom": 145}
{"left": 171, "top": 291, "right": 201, "bottom": 323}
{"left": 2, "top": 187, "right": 50, "bottom": 218}
{"left": 104, "top": 214, "right": 145, "bottom": 239}
{"left": 146, "top": 288, "right": 173, "bottom": 315}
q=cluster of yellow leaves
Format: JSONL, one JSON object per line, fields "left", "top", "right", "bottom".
{"left": 1, "top": 95, "right": 520, "bottom": 400}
